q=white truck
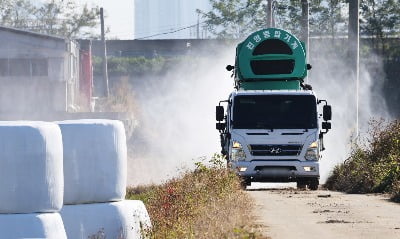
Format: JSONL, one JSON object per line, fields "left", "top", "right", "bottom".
{"left": 216, "top": 28, "right": 332, "bottom": 189}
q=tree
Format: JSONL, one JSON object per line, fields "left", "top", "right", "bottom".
{"left": 199, "top": 0, "right": 348, "bottom": 39}
{"left": 198, "top": 0, "right": 266, "bottom": 39}
{"left": 201, "top": 0, "right": 400, "bottom": 40}
{"left": 309, "top": 0, "right": 348, "bottom": 37}
{"left": 0, "top": 0, "right": 36, "bottom": 28}
{"left": 272, "top": 0, "right": 303, "bottom": 36}
{"left": 0, "top": 0, "right": 100, "bottom": 38}
{"left": 360, "top": 0, "right": 400, "bottom": 54}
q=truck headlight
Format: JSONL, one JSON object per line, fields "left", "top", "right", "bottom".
{"left": 231, "top": 141, "right": 246, "bottom": 162}
{"left": 305, "top": 141, "right": 319, "bottom": 161}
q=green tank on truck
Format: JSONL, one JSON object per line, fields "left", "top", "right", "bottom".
{"left": 216, "top": 28, "right": 332, "bottom": 190}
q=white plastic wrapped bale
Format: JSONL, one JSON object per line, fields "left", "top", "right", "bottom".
{"left": 0, "top": 212, "right": 67, "bottom": 239}
{"left": 61, "top": 200, "right": 151, "bottom": 239}
{"left": 58, "top": 119, "right": 127, "bottom": 204}
{"left": 0, "top": 121, "right": 63, "bottom": 214}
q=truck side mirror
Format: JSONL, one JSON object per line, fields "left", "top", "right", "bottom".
{"left": 322, "top": 122, "right": 331, "bottom": 130}
{"left": 216, "top": 122, "right": 226, "bottom": 131}
{"left": 323, "top": 105, "right": 332, "bottom": 121}
{"left": 226, "top": 65, "right": 234, "bottom": 71}
{"left": 216, "top": 106, "right": 225, "bottom": 121}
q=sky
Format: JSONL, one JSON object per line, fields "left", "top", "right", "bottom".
{"left": 75, "top": 0, "right": 135, "bottom": 39}
{"left": 134, "top": 0, "right": 211, "bottom": 39}
{"left": 75, "top": 0, "right": 210, "bottom": 40}
{"left": 32, "top": 0, "right": 211, "bottom": 39}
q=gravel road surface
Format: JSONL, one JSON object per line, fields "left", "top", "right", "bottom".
{"left": 248, "top": 183, "right": 400, "bottom": 239}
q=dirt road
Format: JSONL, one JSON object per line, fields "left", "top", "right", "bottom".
{"left": 248, "top": 184, "right": 400, "bottom": 239}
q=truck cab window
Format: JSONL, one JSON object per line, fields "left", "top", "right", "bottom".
{"left": 232, "top": 95, "right": 317, "bottom": 129}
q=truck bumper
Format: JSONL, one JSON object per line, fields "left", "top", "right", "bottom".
{"left": 231, "top": 160, "right": 319, "bottom": 182}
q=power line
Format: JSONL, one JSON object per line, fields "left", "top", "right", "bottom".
{"left": 135, "top": 22, "right": 203, "bottom": 40}
{"left": 134, "top": 23, "right": 194, "bottom": 36}
{"left": 134, "top": 4, "right": 250, "bottom": 40}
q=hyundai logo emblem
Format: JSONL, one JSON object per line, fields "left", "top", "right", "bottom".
{"left": 270, "top": 147, "right": 282, "bottom": 154}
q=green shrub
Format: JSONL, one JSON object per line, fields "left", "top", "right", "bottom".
{"left": 325, "top": 119, "right": 400, "bottom": 201}
{"left": 93, "top": 56, "right": 166, "bottom": 76}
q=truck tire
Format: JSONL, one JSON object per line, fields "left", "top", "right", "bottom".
{"left": 297, "top": 179, "right": 307, "bottom": 190}
{"left": 308, "top": 178, "right": 319, "bottom": 190}
{"left": 240, "top": 178, "right": 251, "bottom": 190}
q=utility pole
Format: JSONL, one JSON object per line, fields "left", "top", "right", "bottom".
{"left": 301, "top": 0, "right": 309, "bottom": 57}
{"left": 266, "top": 0, "right": 273, "bottom": 28}
{"left": 100, "top": 7, "right": 109, "bottom": 97}
{"left": 348, "top": 0, "right": 360, "bottom": 137}
{"left": 197, "top": 13, "right": 200, "bottom": 39}
{"left": 301, "top": 0, "right": 310, "bottom": 82}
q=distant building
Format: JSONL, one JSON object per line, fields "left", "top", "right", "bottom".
{"left": 134, "top": 0, "right": 210, "bottom": 39}
{"left": 0, "top": 26, "right": 88, "bottom": 116}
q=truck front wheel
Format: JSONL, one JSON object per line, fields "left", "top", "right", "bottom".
{"left": 297, "top": 180, "right": 307, "bottom": 190}
{"left": 308, "top": 178, "right": 319, "bottom": 190}
{"left": 240, "top": 178, "right": 251, "bottom": 190}
{"left": 297, "top": 178, "right": 319, "bottom": 190}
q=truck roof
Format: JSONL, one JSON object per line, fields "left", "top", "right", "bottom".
{"left": 233, "top": 90, "right": 316, "bottom": 96}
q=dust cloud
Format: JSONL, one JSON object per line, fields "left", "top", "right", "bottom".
{"left": 309, "top": 39, "right": 389, "bottom": 182}
{"left": 128, "top": 38, "right": 389, "bottom": 186}
{"left": 128, "top": 46, "right": 235, "bottom": 185}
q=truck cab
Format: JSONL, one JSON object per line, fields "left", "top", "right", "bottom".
{"left": 216, "top": 28, "right": 331, "bottom": 189}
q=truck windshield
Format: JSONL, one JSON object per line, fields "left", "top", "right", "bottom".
{"left": 232, "top": 95, "right": 317, "bottom": 129}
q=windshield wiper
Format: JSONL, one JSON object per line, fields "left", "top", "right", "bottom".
{"left": 281, "top": 123, "right": 310, "bottom": 131}
{"left": 255, "top": 122, "right": 274, "bottom": 132}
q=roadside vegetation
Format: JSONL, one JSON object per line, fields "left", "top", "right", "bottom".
{"left": 93, "top": 55, "right": 221, "bottom": 77}
{"left": 93, "top": 56, "right": 167, "bottom": 76}
{"left": 325, "top": 119, "right": 400, "bottom": 202}
{"left": 126, "top": 154, "right": 264, "bottom": 238}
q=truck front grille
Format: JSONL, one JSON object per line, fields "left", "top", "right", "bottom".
{"left": 249, "top": 144, "right": 302, "bottom": 156}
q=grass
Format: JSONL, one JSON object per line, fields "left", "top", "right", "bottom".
{"left": 126, "top": 154, "right": 264, "bottom": 238}
{"left": 325, "top": 119, "right": 400, "bottom": 202}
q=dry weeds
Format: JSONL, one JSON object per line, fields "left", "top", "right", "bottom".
{"left": 325, "top": 119, "right": 400, "bottom": 201}
{"left": 127, "top": 155, "right": 263, "bottom": 238}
